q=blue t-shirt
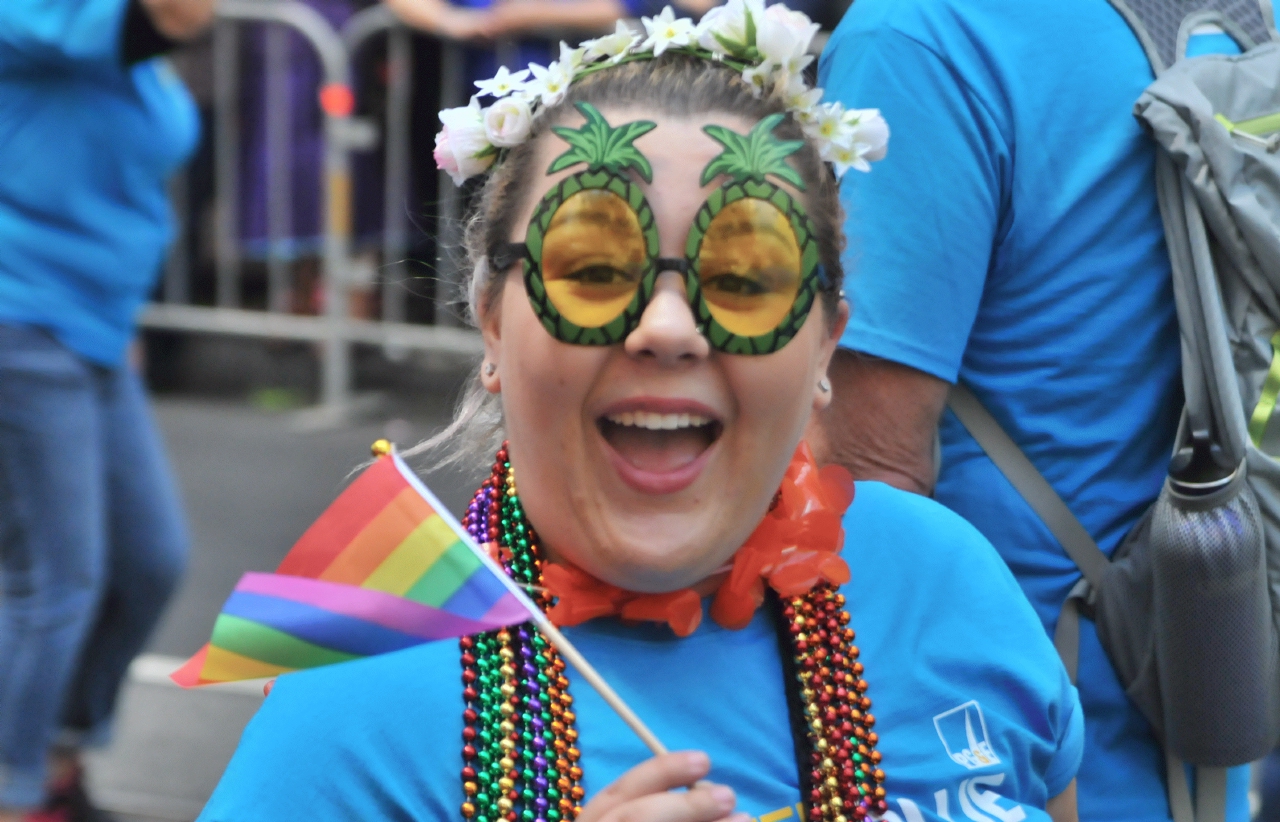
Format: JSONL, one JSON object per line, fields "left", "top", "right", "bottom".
{"left": 198, "top": 482, "right": 1083, "bottom": 821}
{"left": 818, "top": 1, "right": 1249, "bottom": 819}
{"left": 0, "top": 0, "right": 199, "bottom": 366}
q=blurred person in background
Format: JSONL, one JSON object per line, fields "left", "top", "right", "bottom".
{"left": 384, "top": 0, "right": 720, "bottom": 49}
{"left": 811, "top": 0, "right": 1250, "bottom": 819}
{"left": 0, "top": 0, "right": 212, "bottom": 819}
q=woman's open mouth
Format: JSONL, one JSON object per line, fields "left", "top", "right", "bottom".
{"left": 597, "top": 408, "right": 724, "bottom": 494}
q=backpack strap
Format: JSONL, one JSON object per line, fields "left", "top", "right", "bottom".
{"left": 946, "top": 383, "right": 1227, "bottom": 822}
{"left": 1105, "top": 0, "right": 1273, "bottom": 72}
{"left": 946, "top": 384, "right": 1105, "bottom": 684}
{"left": 946, "top": 384, "right": 1110, "bottom": 589}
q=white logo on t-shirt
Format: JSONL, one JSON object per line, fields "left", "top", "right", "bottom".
{"left": 933, "top": 701, "right": 1000, "bottom": 770}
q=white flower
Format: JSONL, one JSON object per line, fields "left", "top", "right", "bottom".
{"left": 435, "top": 99, "right": 495, "bottom": 186}
{"left": 764, "top": 5, "right": 820, "bottom": 55}
{"left": 527, "top": 58, "right": 573, "bottom": 107}
{"left": 814, "top": 108, "right": 890, "bottom": 176}
{"left": 782, "top": 74, "right": 822, "bottom": 119}
{"left": 557, "top": 41, "right": 587, "bottom": 74}
{"left": 803, "top": 100, "right": 846, "bottom": 143}
{"left": 823, "top": 140, "right": 870, "bottom": 177}
{"left": 474, "top": 66, "right": 530, "bottom": 99}
{"left": 741, "top": 61, "right": 777, "bottom": 98}
{"left": 843, "top": 107, "right": 890, "bottom": 162}
{"left": 756, "top": 4, "right": 819, "bottom": 75}
{"left": 582, "top": 20, "right": 640, "bottom": 64}
{"left": 695, "top": 0, "right": 764, "bottom": 56}
{"left": 641, "top": 6, "right": 697, "bottom": 57}
{"left": 483, "top": 96, "right": 533, "bottom": 147}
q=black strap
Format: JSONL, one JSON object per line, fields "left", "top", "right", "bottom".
{"left": 768, "top": 590, "right": 814, "bottom": 810}
{"left": 491, "top": 244, "right": 692, "bottom": 278}
{"left": 121, "top": 0, "right": 179, "bottom": 66}
{"left": 492, "top": 242, "right": 529, "bottom": 273}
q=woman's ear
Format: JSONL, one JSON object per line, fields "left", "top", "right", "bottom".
{"left": 479, "top": 289, "right": 503, "bottom": 394}
{"left": 813, "top": 298, "right": 850, "bottom": 412}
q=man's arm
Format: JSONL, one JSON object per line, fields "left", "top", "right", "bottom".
{"left": 137, "top": 0, "right": 215, "bottom": 42}
{"left": 386, "top": 0, "right": 622, "bottom": 42}
{"left": 809, "top": 22, "right": 1011, "bottom": 492}
{"left": 480, "top": 0, "right": 625, "bottom": 37}
{"left": 807, "top": 348, "right": 948, "bottom": 496}
{"left": 383, "top": 0, "right": 492, "bottom": 43}
{"left": 1047, "top": 779, "right": 1078, "bottom": 822}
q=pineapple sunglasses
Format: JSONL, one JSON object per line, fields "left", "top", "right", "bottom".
{"left": 491, "top": 103, "right": 832, "bottom": 356}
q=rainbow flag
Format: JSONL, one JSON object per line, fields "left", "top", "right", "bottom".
{"left": 172, "top": 452, "right": 533, "bottom": 686}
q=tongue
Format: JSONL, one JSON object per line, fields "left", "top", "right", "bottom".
{"left": 605, "top": 425, "right": 710, "bottom": 473}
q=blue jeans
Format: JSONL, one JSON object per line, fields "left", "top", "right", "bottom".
{"left": 0, "top": 325, "right": 188, "bottom": 810}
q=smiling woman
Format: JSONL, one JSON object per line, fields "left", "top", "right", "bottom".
{"left": 196, "top": 5, "right": 1082, "bottom": 822}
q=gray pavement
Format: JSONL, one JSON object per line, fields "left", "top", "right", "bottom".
{"left": 85, "top": 376, "right": 485, "bottom": 820}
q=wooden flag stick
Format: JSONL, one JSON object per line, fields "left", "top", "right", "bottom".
{"left": 523, "top": 606, "right": 669, "bottom": 757}
{"left": 392, "top": 452, "right": 669, "bottom": 758}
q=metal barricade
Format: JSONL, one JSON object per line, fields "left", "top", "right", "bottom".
{"left": 341, "top": 5, "right": 468, "bottom": 330}
{"left": 141, "top": 0, "right": 483, "bottom": 419}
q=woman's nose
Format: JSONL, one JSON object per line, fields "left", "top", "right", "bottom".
{"left": 623, "top": 270, "right": 710, "bottom": 364}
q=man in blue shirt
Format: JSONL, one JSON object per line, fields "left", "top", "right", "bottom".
{"left": 0, "top": 1, "right": 210, "bottom": 819}
{"left": 813, "top": 1, "right": 1251, "bottom": 819}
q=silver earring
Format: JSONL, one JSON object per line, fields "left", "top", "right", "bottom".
{"left": 818, "top": 377, "right": 831, "bottom": 393}
{"left": 484, "top": 362, "right": 497, "bottom": 377}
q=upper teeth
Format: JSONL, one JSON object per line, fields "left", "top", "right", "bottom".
{"left": 606, "top": 411, "right": 712, "bottom": 430}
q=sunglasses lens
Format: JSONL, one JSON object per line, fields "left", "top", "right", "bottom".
{"left": 696, "top": 198, "right": 803, "bottom": 338}
{"left": 540, "top": 189, "right": 647, "bottom": 329}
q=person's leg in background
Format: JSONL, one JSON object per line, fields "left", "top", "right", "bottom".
{"left": 0, "top": 326, "right": 108, "bottom": 819}
{"left": 55, "top": 349, "right": 189, "bottom": 814}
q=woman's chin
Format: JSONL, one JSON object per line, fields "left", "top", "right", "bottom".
{"left": 568, "top": 537, "right": 730, "bottom": 593}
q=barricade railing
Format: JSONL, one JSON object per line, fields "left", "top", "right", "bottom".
{"left": 341, "top": 4, "right": 469, "bottom": 330}
{"left": 141, "top": 0, "right": 484, "bottom": 420}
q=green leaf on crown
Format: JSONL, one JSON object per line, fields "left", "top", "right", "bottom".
{"left": 548, "top": 102, "right": 658, "bottom": 182}
{"left": 701, "top": 113, "right": 805, "bottom": 190}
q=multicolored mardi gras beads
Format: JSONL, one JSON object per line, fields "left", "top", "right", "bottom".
{"left": 783, "top": 590, "right": 887, "bottom": 820}
{"left": 459, "top": 445, "right": 886, "bottom": 822}
{"left": 460, "top": 446, "right": 584, "bottom": 822}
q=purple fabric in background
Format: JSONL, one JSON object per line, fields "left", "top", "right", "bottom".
{"left": 237, "top": 0, "right": 383, "bottom": 260}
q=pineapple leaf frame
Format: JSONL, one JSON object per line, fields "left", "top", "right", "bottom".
{"left": 548, "top": 102, "right": 658, "bottom": 182}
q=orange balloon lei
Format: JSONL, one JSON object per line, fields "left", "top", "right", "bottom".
{"left": 542, "top": 442, "right": 855, "bottom": 636}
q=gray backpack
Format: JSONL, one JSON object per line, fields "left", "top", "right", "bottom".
{"left": 947, "top": 2, "right": 1280, "bottom": 820}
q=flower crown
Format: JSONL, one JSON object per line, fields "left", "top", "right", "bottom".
{"left": 433, "top": 0, "right": 889, "bottom": 186}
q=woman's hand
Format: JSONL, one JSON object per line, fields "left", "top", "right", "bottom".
{"left": 577, "top": 751, "right": 748, "bottom": 822}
